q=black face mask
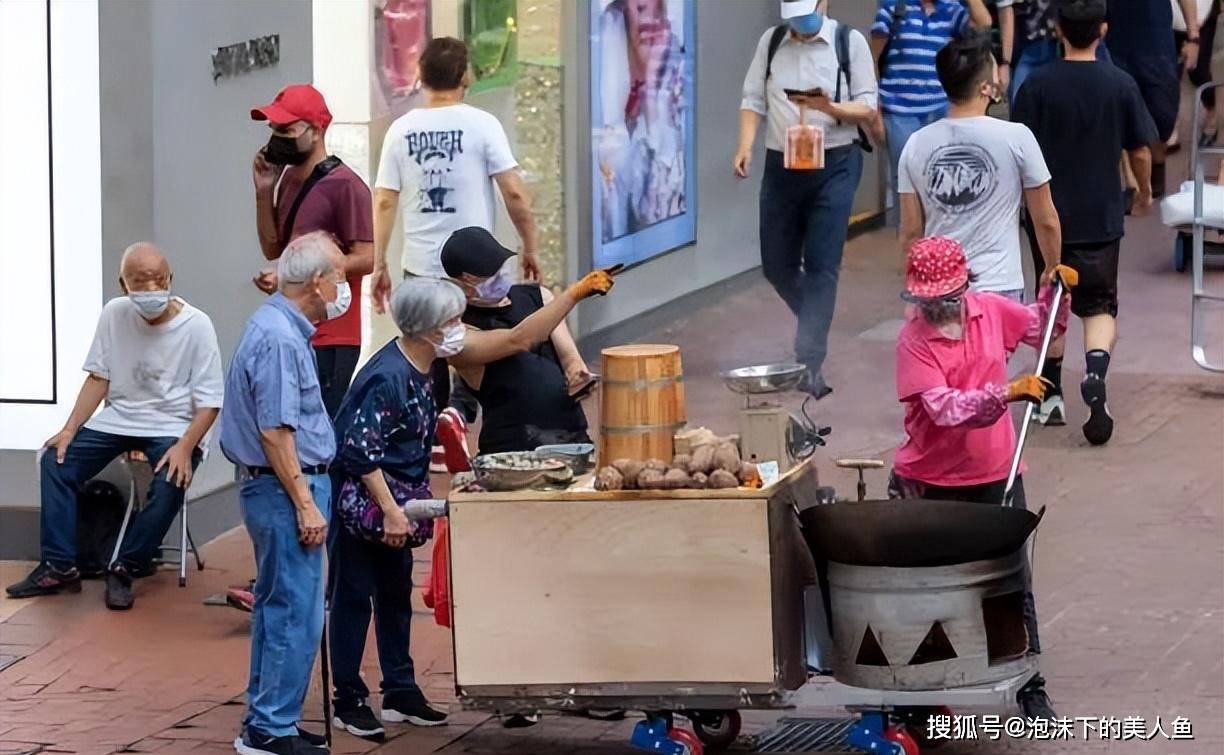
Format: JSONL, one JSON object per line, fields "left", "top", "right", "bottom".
{"left": 264, "top": 131, "right": 311, "bottom": 166}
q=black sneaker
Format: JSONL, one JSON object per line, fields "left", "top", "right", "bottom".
{"left": 502, "top": 713, "right": 540, "bottom": 728}
{"left": 333, "top": 700, "right": 385, "bottom": 740}
{"left": 6, "top": 562, "right": 81, "bottom": 598}
{"left": 105, "top": 566, "right": 134, "bottom": 610}
{"left": 381, "top": 694, "right": 448, "bottom": 727}
{"left": 1017, "top": 675, "right": 1057, "bottom": 721}
{"left": 295, "top": 728, "right": 326, "bottom": 748}
{"left": 233, "top": 729, "right": 327, "bottom": 755}
{"left": 1080, "top": 374, "right": 1114, "bottom": 446}
{"left": 800, "top": 374, "right": 833, "bottom": 400}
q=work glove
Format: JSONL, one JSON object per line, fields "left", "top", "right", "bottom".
{"left": 1006, "top": 375, "right": 1055, "bottom": 404}
{"left": 566, "top": 266, "right": 620, "bottom": 300}
{"left": 1052, "top": 264, "right": 1079, "bottom": 288}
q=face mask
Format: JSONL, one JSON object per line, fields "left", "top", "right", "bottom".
{"left": 129, "top": 289, "right": 171, "bottom": 320}
{"left": 468, "top": 269, "right": 514, "bottom": 306}
{"left": 264, "top": 130, "right": 312, "bottom": 166}
{"left": 324, "top": 280, "right": 351, "bottom": 320}
{"left": 430, "top": 322, "right": 467, "bottom": 358}
{"left": 789, "top": 11, "right": 824, "bottom": 36}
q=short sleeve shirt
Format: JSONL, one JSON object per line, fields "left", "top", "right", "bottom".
{"left": 276, "top": 162, "right": 374, "bottom": 347}
{"left": 898, "top": 116, "right": 1051, "bottom": 292}
{"left": 375, "top": 104, "right": 518, "bottom": 278}
{"left": 871, "top": 0, "right": 970, "bottom": 115}
{"left": 894, "top": 292, "right": 1035, "bottom": 487}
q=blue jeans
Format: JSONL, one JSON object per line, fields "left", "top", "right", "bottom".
{"left": 40, "top": 427, "right": 200, "bottom": 572}
{"left": 241, "top": 472, "right": 331, "bottom": 738}
{"left": 1009, "top": 37, "right": 1060, "bottom": 103}
{"left": 328, "top": 522, "right": 421, "bottom": 707}
{"left": 760, "top": 146, "right": 864, "bottom": 384}
{"left": 884, "top": 108, "right": 946, "bottom": 225}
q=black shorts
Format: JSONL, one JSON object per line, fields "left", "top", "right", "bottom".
{"left": 1111, "top": 52, "right": 1180, "bottom": 141}
{"left": 1063, "top": 239, "right": 1121, "bottom": 318}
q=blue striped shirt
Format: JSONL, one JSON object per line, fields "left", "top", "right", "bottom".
{"left": 872, "top": 0, "right": 969, "bottom": 115}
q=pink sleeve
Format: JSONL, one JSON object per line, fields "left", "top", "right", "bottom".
{"left": 896, "top": 333, "right": 948, "bottom": 401}
{"left": 919, "top": 384, "right": 1009, "bottom": 428}
{"left": 997, "top": 286, "right": 1069, "bottom": 352}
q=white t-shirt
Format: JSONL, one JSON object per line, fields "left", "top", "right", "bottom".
{"left": 83, "top": 297, "right": 224, "bottom": 439}
{"left": 899, "top": 116, "right": 1052, "bottom": 293}
{"left": 375, "top": 104, "right": 519, "bottom": 278}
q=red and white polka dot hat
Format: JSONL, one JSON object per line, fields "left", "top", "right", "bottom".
{"left": 905, "top": 236, "right": 969, "bottom": 300}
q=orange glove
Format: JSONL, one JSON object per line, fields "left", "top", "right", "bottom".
{"left": 1006, "top": 375, "right": 1054, "bottom": 404}
{"left": 566, "top": 268, "right": 618, "bottom": 300}
{"left": 1052, "top": 264, "right": 1079, "bottom": 288}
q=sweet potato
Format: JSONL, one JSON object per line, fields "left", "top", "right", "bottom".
{"left": 690, "top": 472, "right": 708, "bottom": 489}
{"left": 644, "top": 458, "right": 669, "bottom": 472}
{"left": 662, "top": 468, "right": 692, "bottom": 489}
{"left": 594, "top": 466, "right": 624, "bottom": 491}
{"left": 671, "top": 454, "right": 692, "bottom": 471}
{"left": 688, "top": 445, "right": 717, "bottom": 475}
{"left": 708, "top": 469, "right": 739, "bottom": 489}
{"left": 611, "top": 458, "right": 644, "bottom": 488}
{"left": 636, "top": 467, "right": 667, "bottom": 489}
{"left": 713, "top": 442, "right": 742, "bottom": 473}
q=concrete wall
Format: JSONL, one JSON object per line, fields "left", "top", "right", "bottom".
{"left": 572, "top": 0, "right": 885, "bottom": 335}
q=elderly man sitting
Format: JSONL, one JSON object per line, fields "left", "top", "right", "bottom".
{"left": 222, "top": 231, "right": 347, "bottom": 755}
{"left": 6, "top": 243, "right": 224, "bottom": 610}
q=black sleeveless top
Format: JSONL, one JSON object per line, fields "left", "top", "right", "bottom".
{"left": 461, "top": 286, "right": 591, "bottom": 453}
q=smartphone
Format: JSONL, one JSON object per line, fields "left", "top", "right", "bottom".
{"left": 784, "top": 87, "right": 824, "bottom": 99}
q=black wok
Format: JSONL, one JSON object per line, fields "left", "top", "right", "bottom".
{"left": 798, "top": 499, "right": 1044, "bottom": 568}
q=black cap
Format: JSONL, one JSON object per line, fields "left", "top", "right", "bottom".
{"left": 440, "top": 227, "right": 515, "bottom": 278}
{"left": 1054, "top": 0, "right": 1106, "bottom": 22}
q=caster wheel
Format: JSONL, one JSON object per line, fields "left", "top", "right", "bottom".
{"left": 884, "top": 724, "right": 920, "bottom": 755}
{"left": 687, "top": 710, "right": 741, "bottom": 751}
{"left": 898, "top": 706, "right": 952, "bottom": 749}
{"left": 178, "top": 577, "right": 186, "bottom": 588}
{"left": 1174, "top": 234, "right": 1190, "bottom": 273}
{"left": 668, "top": 728, "right": 704, "bottom": 755}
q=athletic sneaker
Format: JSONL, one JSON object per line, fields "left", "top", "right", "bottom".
{"left": 6, "top": 562, "right": 81, "bottom": 598}
{"left": 1032, "top": 394, "right": 1066, "bottom": 426}
{"left": 1080, "top": 374, "right": 1114, "bottom": 446}
{"left": 233, "top": 729, "right": 327, "bottom": 755}
{"left": 1017, "top": 675, "right": 1057, "bottom": 722}
{"left": 105, "top": 565, "right": 135, "bottom": 610}
{"left": 502, "top": 713, "right": 541, "bottom": 728}
{"left": 296, "top": 728, "right": 326, "bottom": 748}
{"left": 381, "top": 694, "right": 448, "bottom": 727}
{"left": 333, "top": 699, "right": 385, "bottom": 741}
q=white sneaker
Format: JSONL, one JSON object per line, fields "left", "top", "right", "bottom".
{"left": 1032, "top": 394, "right": 1066, "bottom": 426}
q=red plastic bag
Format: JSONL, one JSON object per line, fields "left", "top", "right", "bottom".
{"left": 422, "top": 515, "right": 452, "bottom": 627}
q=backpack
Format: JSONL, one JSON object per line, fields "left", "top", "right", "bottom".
{"left": 75, "top": 480, "right": 126, "bottom": 577}
{"left": 765, "top": 22, "right": 874, "bottom": 153}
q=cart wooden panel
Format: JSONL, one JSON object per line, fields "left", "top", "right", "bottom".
{"left": 448, "top": 460, "right": 820, "bottom": 706}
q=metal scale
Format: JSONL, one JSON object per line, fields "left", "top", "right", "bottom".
{"left": 719, "top": 364, "right": 830, "bottom": 471}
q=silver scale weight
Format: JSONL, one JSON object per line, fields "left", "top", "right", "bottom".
{"left": 719, "top": 363, "right": 831, "bottom": 471}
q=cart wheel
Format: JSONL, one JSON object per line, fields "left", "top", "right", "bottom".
{"left": 687, "top": 710, "right": 741, "bottom": 751}
{"left": 898, "top": 706, "right": 952, "bottom": 749}
{"left": 668, "top": 727, "right": 704, "bottom": 755}
{"left": 884, "top": 724, "right": 920, "bottom": 755}
{"left": 1174, "top": 234, "right": 1190, "bottom": 273}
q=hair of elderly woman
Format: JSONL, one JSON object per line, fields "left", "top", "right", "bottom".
{"left": 277, "top": 231, "right": 341, "bottom": 290}
{"left": 392, "top": 277, "right": 467, "bottom": 338}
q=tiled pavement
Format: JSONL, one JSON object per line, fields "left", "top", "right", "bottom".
{"left": 3, "top": 134, "right": 1223, "bottom": 755}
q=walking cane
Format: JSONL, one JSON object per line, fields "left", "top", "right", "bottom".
{"left": 321, "top": 599, "right": 333, "bottom": 747}
{"left": 1003, "top": 273, "right": 1068, "bottom": 506}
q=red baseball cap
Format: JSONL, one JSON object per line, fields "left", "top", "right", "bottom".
{"left": 251, "top": 84, "right": 332, "bottom": 130}
{"left": 905, "top": 236, "right": 970, "bottom": 300}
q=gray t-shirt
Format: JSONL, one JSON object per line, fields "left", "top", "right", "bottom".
{"left": 899, "top": 116, "right": 1051, "bottom": 293}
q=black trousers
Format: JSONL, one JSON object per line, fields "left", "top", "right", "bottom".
{"left": 314, "top": 345, "right": 360, "bottom": 420}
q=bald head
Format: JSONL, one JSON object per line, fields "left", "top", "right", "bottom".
{"left": 119, "top": 242, "right": 172, "bottom": 293}
{"left": 277, "top": 231, "right": 345, "bottom": 291}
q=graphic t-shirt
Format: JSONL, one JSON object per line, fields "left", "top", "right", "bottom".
{"left": 1011, "top": 60, "right": 1158, "bottom": 244}
{"left": 375, "top": 104, "right": 518, "bottom": 278}
{"left": 276, "top": 162, "right": 373, "bottom": 348}
{"left": 898, "top": 116, "right": 1051, "bottom": 292}
{"left": 83, "top": 297, "right": 225, "bottom": 440}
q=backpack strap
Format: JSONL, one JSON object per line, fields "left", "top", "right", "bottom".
{"left": 834, "top": 23, "right": 874, "bottom": 154}
{"left": 764, "top": 24, "right": 789, "bottom": 82}
{"left": 278, "top": 155, "right": 343, "bottom": 249}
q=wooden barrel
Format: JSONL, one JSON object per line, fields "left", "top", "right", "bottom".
{"left": 600, "top": 344, "right": 687, "bottom": 466}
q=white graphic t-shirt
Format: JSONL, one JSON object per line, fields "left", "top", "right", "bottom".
{"left": 898, "top": 115, "right": 1051, "bottom": 293}
{"left": 83, "top": 297, "right": 224, "bottom": 439}
{"left": 376, "top": 104, "right": 519, "bottom": 278}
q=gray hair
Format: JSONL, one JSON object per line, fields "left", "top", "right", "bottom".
{"left": 278, "top": 231, "right": 341, "bottom": 290}
{"left": 391, "top": 277, "right": 467, "bottom": 337}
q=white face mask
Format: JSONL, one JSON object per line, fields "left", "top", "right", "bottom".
{"left": 469, "top": 268, "right": 514, "bottom": 307}
{"left": 129, "top": 289, "right": 171, "bottom": 320}
{"left": 431, "top": 322, "right": 466, "bottom": 358}
{"left": 324, "top": 280, "right": 352, "bottom": 320}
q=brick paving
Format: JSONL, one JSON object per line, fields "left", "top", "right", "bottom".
{"left": 3, "top": 139, "right": 1223, "bottom": 755}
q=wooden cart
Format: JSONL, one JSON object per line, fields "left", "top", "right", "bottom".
{"left": 447, "top": 460, "right": 822, "bottom": 728}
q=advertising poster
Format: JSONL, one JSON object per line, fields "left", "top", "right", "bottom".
{"left": 373, "top": 0, "right": 430, "bottom": 119}
{"left": 590, "top": 0, "right": 696, "bottom": 268}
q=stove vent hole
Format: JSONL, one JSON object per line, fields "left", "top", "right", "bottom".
{"left": 908, "top": 621, "right": 957, "bottom": 665}
{"left": 982, "top": 591, "right": 1029, "bottom": 664}
{"left": 855, "top": 626, "right": 890, "bottom": 666}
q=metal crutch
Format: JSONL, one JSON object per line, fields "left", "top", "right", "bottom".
{"left": 1003, "top": 275, "right": 1068, "bottom": 506}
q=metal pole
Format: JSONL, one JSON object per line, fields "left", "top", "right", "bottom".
{"left": 1003, "top": 279, "right": 1065, "bottom": 505}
